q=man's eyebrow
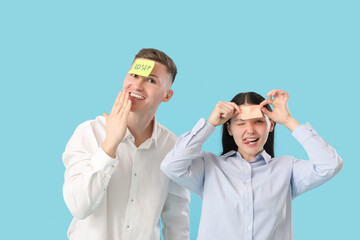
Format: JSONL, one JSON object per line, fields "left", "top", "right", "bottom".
{"left": 234, "top": 118, "right": 244, "bottom": 122}
{"left": 149, "top": 74, "right": 159, "bottom": 78}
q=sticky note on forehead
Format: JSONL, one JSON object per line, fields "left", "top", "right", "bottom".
{"left": 128, "top": 59, "right": 155, "bottom": 77}
{"left": 240, "top": 105, "right": 263, "bottom": 120}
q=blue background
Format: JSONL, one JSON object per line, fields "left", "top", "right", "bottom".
{"left": 1, "top": 0, "right": 359, "bottom": 239}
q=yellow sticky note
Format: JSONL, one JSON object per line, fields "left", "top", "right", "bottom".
{"left": 240, "top": 105, "right": 263, "bottom": 120}
{"left": 128, "top": 59, "right": 155, "bottom": 77}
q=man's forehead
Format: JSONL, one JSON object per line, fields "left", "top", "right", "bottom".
{"left": 130, "top": 58, "right": 172, "bottom": 84}
{"left": 129, "top": 58, "right": 155, "bottom": 77}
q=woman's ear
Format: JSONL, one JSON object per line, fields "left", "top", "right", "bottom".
{"left": 269, "top": 120, "right": 275, "bottom": 132}
{"left": 227, "top": 122, "right": 233, "bottom": 136}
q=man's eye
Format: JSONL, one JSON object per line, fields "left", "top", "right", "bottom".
{"left": 147, "top": 78, "right": 156, "bottom": 84}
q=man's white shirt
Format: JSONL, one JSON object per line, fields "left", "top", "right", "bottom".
{"left": 63, "top": 116, "right": 190, "bottom": 240}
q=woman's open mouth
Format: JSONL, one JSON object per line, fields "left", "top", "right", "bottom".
{"left": 243, "top": 138, "right": 259, "bottom": 145}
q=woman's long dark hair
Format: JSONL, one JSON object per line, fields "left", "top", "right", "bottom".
{"left": 221, "top": 92, "right": 275, "bottom": 157}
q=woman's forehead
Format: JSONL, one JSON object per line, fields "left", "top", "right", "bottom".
{"left": 231, "top": 113, "right": 270, "bottom": 122}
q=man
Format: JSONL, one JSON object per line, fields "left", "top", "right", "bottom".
{"left": 63, "top": 48, "right": 190, "bottom": 240}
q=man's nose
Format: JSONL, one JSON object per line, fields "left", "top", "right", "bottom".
{"left": 133, "top": 77, "right": 145, "bottom": 90}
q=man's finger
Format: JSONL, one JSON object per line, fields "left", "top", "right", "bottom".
{"left": 118, "top": 92, "right": 130, "bottom": 117}
{"left": 115, "top": 91, "right": 127, "bottom": 115}
{"left": 123, "top": 99, "right": 132, "bottom": 122}
{"left": 110, "top": 91, "right": 122, "bottom": 115}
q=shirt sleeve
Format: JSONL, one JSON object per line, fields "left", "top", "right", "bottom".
{"left": 160, "top": 118, "right": 215, "bottom": 197}
{"left": 161, "top": 180, "right": 191, "bottom": 240}
{"left": 291, "top": 123, "right": 343, "bottom": 198}
{"left": 62, "top": 121, "right": 119, "bottom": 219}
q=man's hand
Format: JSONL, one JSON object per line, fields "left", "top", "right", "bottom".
{"left": 102, "top": 91, "right": 132, "bottom": 158}
{"left": 207, "top": 101, "right": 240, "bottom": 127}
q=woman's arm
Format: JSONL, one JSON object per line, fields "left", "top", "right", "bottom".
{"left": 260, "top": 89, "right": 343, "bottom": 197}
{"left": 291, "top": 123, "right": 343, "bottom": 197}
{"left": 161, "top": 101, "right": 240, "bottom": 197}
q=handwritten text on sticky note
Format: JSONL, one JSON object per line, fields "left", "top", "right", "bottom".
{"left": 128, "top": 59, "right": 155, "bottom": 77}
{"left": 240, "top": 105, "right": 263, "bottom": 120}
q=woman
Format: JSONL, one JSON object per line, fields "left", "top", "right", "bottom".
{"left": 161, "top": 89, "right": 342, "bottom": 240}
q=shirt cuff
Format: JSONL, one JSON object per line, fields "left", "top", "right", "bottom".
{"left": 292, "top": 123, "right": 317, "bottom": 145}
{"left": 91, "top": 147, "right": 119, "bottom": 175}
{"left": 191, "top": 118, "right": 215, "bottom": 136}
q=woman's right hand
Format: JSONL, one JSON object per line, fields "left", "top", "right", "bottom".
{"left": 207, "top": 101, "right": 240, "bottom": 127}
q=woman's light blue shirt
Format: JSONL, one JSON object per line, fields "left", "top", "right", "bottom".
{"left": 161, "top": 118, "right": 343, "bottom": 240}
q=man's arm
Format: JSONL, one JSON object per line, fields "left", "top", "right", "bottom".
{"left": 63, "top": 122, "right": 118, "bottom": 219}
{"left": 63, "top": 91, "right": 131, "bottom": 219}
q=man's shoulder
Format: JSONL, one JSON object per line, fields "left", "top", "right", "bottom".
{"left": 65, "top": 116, "right": 106, "bottom": 151}
{"left": 156, "top": 122, "right": 177, "bottom": 148}
{"left": 155, "top": 122, "right": 177, "bottom": 137}
{"left": 73, "top": 115, "right": 106, "bottom": 136}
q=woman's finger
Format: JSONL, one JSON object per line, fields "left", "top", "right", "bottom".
{"left": 229, "top": 102, "right": 241, "bottom": 114}
{"left": 260, "top": 99, "right": 273, "bottom": 108}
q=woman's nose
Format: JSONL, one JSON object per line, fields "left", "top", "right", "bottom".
{"left": 245, "top": 123, "right": 255, "bottom": 134}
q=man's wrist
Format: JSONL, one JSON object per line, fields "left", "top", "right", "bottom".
{"left": 101, "top": 141, "right": 117, "bottom": 158}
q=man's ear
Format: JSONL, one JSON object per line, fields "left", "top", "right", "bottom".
{"left": 227, "top": 122, "right": 233, "bottom": 136}
{"left": 163, "top": 89, "right": 174, "bottom": 102}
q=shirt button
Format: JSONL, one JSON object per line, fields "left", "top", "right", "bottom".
{"left": 134, "top": 173, "right": 137, "bottom": 176}
{"left": 131, "top": 199, "right": 134, "bottom": 202}
{"left": 127, "top": 225, "right": 130, "bottom": 228}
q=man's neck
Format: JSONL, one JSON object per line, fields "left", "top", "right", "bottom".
{"left": 128, "top": 111, "right": 155, "bottom": 147}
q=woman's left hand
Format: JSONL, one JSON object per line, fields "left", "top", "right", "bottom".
{"left": 260, "top": 89, "right": 300, "bottom": 131}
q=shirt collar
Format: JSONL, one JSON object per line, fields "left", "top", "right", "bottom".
{"left": 150, "top": 117, "right": 158, "bottom": 147}
{"left": 255, "top": 150, "right": 272, "bottom": 164}
{"left": 220, "top": 150, "right": 238, "bottom": 159}
{"left": 221, "top": 149, "right": 272, "bottom": 164}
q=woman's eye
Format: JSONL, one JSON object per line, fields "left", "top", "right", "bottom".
{"left": 130, "top": 74, "right": 137, "bottom": 77}
{"left": 256, "top": 120, "right": 264, "bottom": 123}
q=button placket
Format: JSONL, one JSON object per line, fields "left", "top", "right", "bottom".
{"left": 244, "top": 162, "right": 254, "bottom": 239}
{"left": 122, "top": 148, "right": 139, "bottom": 239}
